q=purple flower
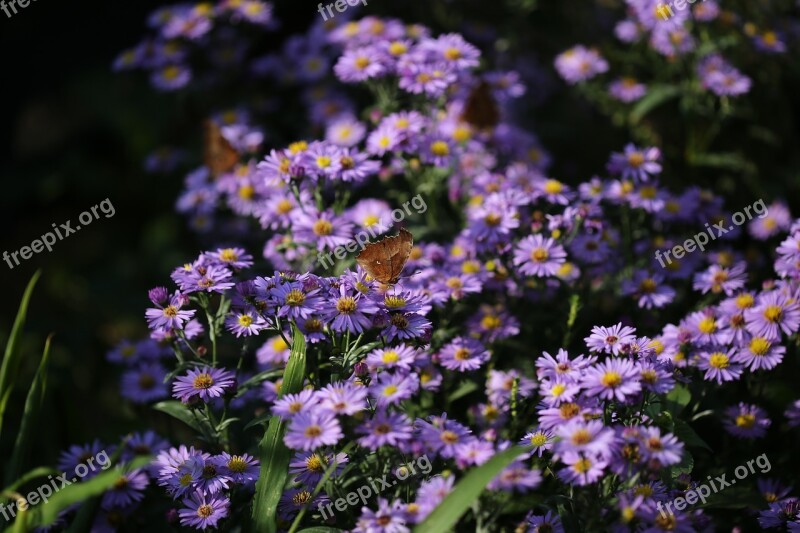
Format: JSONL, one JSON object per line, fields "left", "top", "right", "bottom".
{"left": 289, "top": 451, "right": 348, "bottom": 486}
{"left": 272, "top": 389, "right": 318, "bottom": 419}
{"left": 513, "top": 235, "right": 567, "bottom": 277}
{"left": 621, "top": 271, "right": 675, "bottom": 309}
{"left": 101, "top": 469, "right": 149, "bottom": 509}
{"left": 437, "top": 337, "right": 490, "bottom": 372}
{"left": 352, "top": 498, "right": 408, "bottom": 533}
{"left": 172, "top": 367, "right": 236, "bottom": 404}
{"left": 696, "top": 348, "right": 743, "bottom": 384}
{"left": 358, "top": 410, "right": 414, "bottom": 450}
{"left": 609, "top": 77, "right": 647, "bottom": 102}
{"left": 733, "top": 336, "right": 785, "bottom": 371}
{"left": 145, "top": 292, "right": 195, "bottom": 331}
{"left": 317, "top": 381, "right": 368, "bottom": 415}
{"left": 584, "top": 323, "right": 637, "bottom": 355}
{"left": 554, "top": 45, "right": 609, "bottom": 84}
{"left": 745, "top": 290, "right": 800, "bottom": 341}
{"left": 693, "top": 262, "right": 748, "bottom": 296}
{"left": 638, "top": 427, "right": 683, "bottom": 466}
{"left": 284, "top": 411, "right": 343, "bottom": 451}
{"left": 178, "top": 490, "right": 229, "bottom": 530}
{"left": 370, "top": 372, "right": 419, "bottom": 407}
{"left": 581, "top": 358, "right": 641, "bottom": 402}
{"left": 554, "top": 420, "right": 615, "bottom": 458}
{"left": 416, "top": 415, "right": 472, "bottom": 459}
{"left": 121, "top": 362, "right": 169, "bottom": 404}
{"left": 334, "top": 46, "right": 387, "bottom": 82}
{"left": 322, "top": 284, "right": 379, "bottom": 334}
{"left": 607, "top": 144, "right": 662, "bottom": 182}
{"left": 558, "top": 452, "right": 607, "bottom": 485}
{"left": 212, "top": 452, "right": 259, "bottom": 485}
{"left": 723, "top": 403, "right": 771, "bottom": 439}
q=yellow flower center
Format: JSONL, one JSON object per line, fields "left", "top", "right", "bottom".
{"left": 627, "top": 152, "right": 645, "bottom": 168}
{"left": 571, "top": 429, "right": 592, "bottom": 445}
{"left": 481, "top": 315, "right": 501, "bottom": 330}
{"left": 238, "top": 185, "right": 255, "bottom": 200}
{"left": 383, "top": 384, "right": 398, "bottom": 396}
{"left": 573, "top": 458, "right": 593, "bottom": 474}
{"left": 601, "top": 371, "right": 622, "bottom": 388}
{"left": 698, "top": 316, "right": 717, "bottom": 334}
{"left": 313, "top": 219, "right": 333, "bottom": 236}
{"left": 316, "top": 155, "right": 331, "bottom": 168}
{"left": 389, "top": 41, "right": 408, "bottom": 55}
{"left": 441, "top": 430, "right": 459, "bottom": 444}
{"left": 193, "top": 373, "right": 214, "bottom": 389}
{"left": 749, "top": 337, "right": 771, "bottom": 356}
{"left": 288, "top": 141, "right": 308, "bottom": 154}
{"left": 382, "top": 351, "right": 400, "bottom": 364}
{"left": 530, "top": 247, "right": 549, "bottom": 262}
{"left": 736, "top": 414, "right": 756, "bottom": 428}
{"left": 228, "top": 456, "right": 247, "bottom": 473}
{"left": 551, "top": 383, "right": 567, "bottom": 396}
{"left": 238, "top": 315, "right": 253, "bottom": 327}
{"left": 444, "top": 47, "right": 462, "bottom": 60}
{"left": 277, "top": 199, "right": 293, "bottom": 214}
{"left": 736, "top": 293, "right": 755, "bottom": 308}
{"left": 285, "top": 289, "right": 306, "bottom": 306}
{"left": 530, "top": 433, "right": 548, "bottom": 446}
{"left": 304, "top": 425, "right": 322, "bottom": 438}
{"left": 764, "top": 305, "right": 783, "bottom": 323}
{"left": 430, "top": 141, "right": 450, "bottom": 157}
{"left": 197, "top": 504, "right": 213, "bottom": 518}
{"left": 543, "top": 179, "right": 563, "bottom": 195}
{"left": 640, "top": 278, "right": 657, "bottom": 293}
{"left": 306, "top": 455, "right": 324, "bottom": 472}
{"left": 336, "top": 297, "right": 357, "bottom": 314}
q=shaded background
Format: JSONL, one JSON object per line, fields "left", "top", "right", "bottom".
{"left": 2, "top": 0, "right": 800, "bottom": 480}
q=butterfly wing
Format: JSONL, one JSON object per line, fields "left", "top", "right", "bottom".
{"left": 204, "top": 119, "right": 239, "bottom": 178}
{"left": 356, "top": 228, "right": 414, "bottom": 285}
{"left": 460, "top": 80, "right": 500, "bottom": 130}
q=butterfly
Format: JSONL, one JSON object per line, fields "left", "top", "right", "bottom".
{"left": 356, "top": 227, "right": 414, "bottom": 285}
{"left": 204, "top": 119, "right": 239, "bottom": 178}
{"left": 460, "top": 80, "right": 500, "bottom": 130}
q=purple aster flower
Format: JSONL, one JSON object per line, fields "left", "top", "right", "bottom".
{"left": 696, "top": 348, "right": 743, "bottom": 384}
{"left": 358, "top": 410, "right": 414, "bottom": 450}
{"left": 225, "top": 310, "right": 269, "bottom": 337}
{"left": 121, "top": 362, "right": 169, "bottom": 404}
{"left": 454, "top": 439, "right": 495, "bottom": 468}
{"left": 366, "top": 123, "right": 403, "bottom": 156}
{"left": 554, "top": 419, "right": 615, "bottom": 459}
{"left": 693, "top": 262, "right": 748, "bottom": 296}
{"left": 520, "top": 428, "right": 555, "bottom": 457}
{"left": 416, "top": 415, "right": 472, "bottom": 459}
{"left": 584, "top": 323, "right": 637, "bottom": 355}
{"left": 558, "top": 452, "right": 607, "bottom": 485}
{"left": 284, "top": 411, "right": 343, "bottom": 451}
{"left": 278, "top": 488, "right": 328, "bottom": 520}
{"left": 178, "top": 490, "right": 229, "bottom": 530}
{"left": 212, "top": 452, "right": 259, "bottom": 485}
{"left": 538, "top": 379, "right": 581, "bottom": 407}
{"left": 745, "top": 290, "right": 800, "bottom": 341}
{"left": 271, "top": 280, "right": 325, "bottom": 321}
{"left": 272, "top": 389, "right": 319, "bottom": 420}
{"left": 366, "top": 345, "right": 420, "bottom": 372}
{"left": 101, "top": 469, "right": 149, "bottom": 509}
{"left": 317, "top": 380, "right": 368, "bottom": 416}
{"left": 420, "top": 33, "right": 481, "bottom": 69}
{"left": 322, "top": 284, "right": 379, "bottom": 334}
{"left": 581, "top": 358, "right": 642, "bottom": 402}
{"left": 786, "top": 400, "right": 800, "bottom": 428}
{"left": 758, "top": 478, "right": 793, "bottom": 505}
{"left": 705, "top": 69, "right": 752, "bottom": 96}
{"left": 58, "top": 439, "right": 108, "bottom": 481}
{"left": 607, "top": 144, "right": 662, "bottom": 182}
{"left": 554, "top": 45, "right": 609, "bottom": 84}
{"left": 513, "top": 235, "right": 567, "bottom": 277}
{"left": 486, "top": 369, "right": 537, "bottom": 407}
{"left": 336, "top": 148, "right": 381, "bottom": 183}
{"left": 488, "top": 460, "right": 542, "bottom": 493}
{"left": 293, "top": 209, "right": 354, "bottom": 251}
{"left": 609, "top": 77, "right": 647, "bottom": 102}
{"left": 420, "top": 135, "right": 455, "bottom": 167}
{"left": 172, "top": 367, "right": 236, "bottom": 404}
{"left": 289, "top": 451, "right": 348, "bottom": 486}
{"left": 150, "top": 64, "right": 191, "bottom": 91}
{"left": 437, "top": 337, "right": 490, "bottom": 372}
{"left": 415, "top": 476, "right": 455, "bottom": 520}
{"left": 370, "top": 372, "right": 419, "bottom": 407}
{"left": 621, "top": 271, "right": 675, "bottom": 309}
{"left": 145, "top": 291, "right": 195, "bottom": 331}
{"left": 535, "top": 349, "right": 596, "bottom": 382}
{"left": 723, "top": 403, "right": 771, "bottom": 439}
{"left": 733, "top": 336, "right": 785, "bottom": 371}
{"left": 353, "top": 498, "right": 408, "bottom": 533}
{"left": 398, "top": 62, "right": 457, "bottom": 97}
{"left": 758, "top": 498, "right": 800, "bottom": 529}
{"left": 526, "top": 511, "right": 565, "bottom": 533}
{"left": 334, "top": 46, "right": 387, "bottom": 82}
{"left": 381, "top": 311, "right": 431, "bottom": 342}
{"left": 326, "top": 115, "right": 367, "bottom": 147}
{"left": 749, "top": 202, "right": 792, "bottom": 240}
{"left": 638, "top": 427, "right": 683, "bottom": 467}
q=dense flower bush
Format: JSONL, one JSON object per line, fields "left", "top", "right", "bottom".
{"left": 9, "top": 0, "right": 800, "bottom": 531}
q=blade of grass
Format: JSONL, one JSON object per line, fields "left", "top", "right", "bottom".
{"left": 413, "top": 446, "right": 532, "bottom": 533}
{"left": 0, "top": 270, "right": 41, "bottom": 442}
{"left": 6, "top": 335, "right": 53, "bottom": 485}
{"left": 250, "top": 323, "right": 306, "bottom": 533}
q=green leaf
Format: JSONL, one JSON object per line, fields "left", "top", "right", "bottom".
{"left": 250, "top": 324, "right": 307, "bottom": 533}
{"left": 670, "top": 451, "right": 694, "bottom": 479}
{"left": 688, "top": 152, "right": 756, "bottom": 174}
{"left": 664, "top": 385, "right": 691, "bottom": 415}
{"left": 152, "top": 401, "right": 211, "bottom": 434}
{"left": 414, "top": 446, "right": 531, "bottom": 533}
{"left": 448, "top": 381, "right": 479, "bottom": 403}
{"left": 29, "top": 456, "right": 153, "bottom": 527}
{"left": 236, "top": 368, "right": 284, "bottom": 396}
{"left": 629, "top": 84, "right": 681, "bottom": 124}
{"left": 0, "top": 270, "right": 41, "bottom": 442}
{"left": 244, "top": 413, "right": 272, "bottom": 431}
{"left": 673, "top": 419, "right": 712, "bottom": 452}
{"left": 2, "top": 467, "right": 58, "bottom": 494}
{"left": 6, "top": 335, "right": 52, "bottom": 485}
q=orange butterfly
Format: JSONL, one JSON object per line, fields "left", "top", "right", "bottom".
{"left": 356, "top": 228, "right": 414, "bottom": 286}
{"left": 203, "top": 119, "right": 239, "bottom": 178}
{"left": 460, "top": 80, "right": 500, "bottom": 130}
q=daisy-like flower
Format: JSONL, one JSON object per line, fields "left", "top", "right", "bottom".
{"left": 212, "top": 452, "right": 259, "bottom": 485}
{"left": 526, "top": 511, "right": 565, "bottom": 533}
{"left": 584, "top": 323, "right": 637, "bottom": 355}
{"left": 558, "top": 452, "right": 607, "bottom": 486}
{"left": 638, "top": 427, "right": 683, "bottom": 466}
{"left": 745, "top": 290, "right": 800, "bottom": 341}
{"left": 326, "top": 115, "right": 367, "bottom": 147}
{"left": 554, "top": 419, "right": 616, "bottom": 458}
{"left": 723, "top": 403, "right": 771, "bottom": 439}
{"left": 145, "top": 292, "right": 195, "bottom": 331}
{"left": 121, "top": 362, "right": 169, "bottom": 404}
{"left": 293, "top": 209, "right": 354, "bottom": 251}
{"left": 150, "top": 64, "right": 191, "bottom": 91}
{"left": 734, "top": 336, "right": 786, "bottom": 371}
{"left": 322, "top": 284, "right": 379, "bottom": 334}
{"left": 520, "top": 428, "right": 555, "bottom": 457}
{"left": 535, "top": 349, "right": 596, "bottom": 382}
{"left": 554, "top": 45, "right": 609, "bottom": 84}
{"left": 178, "top": 490, "right": 229, "bottom": 530}
{"left": 316, "top": 381, "right": 369, "bottom": 415}
{"left": 786, "top": 400, "right": 800, "bottom": 428}
{"left": 204, "top": 247, "right": 253, "bottom": 270}
{"left": 513, "top": 234, "right": 567, "bottom": 277}
{"left": 437, "top": 337, "right": 490, "bottom": 371}
{"left": 608, "top": 77, "right": 647, "bottom": 102}
{"left": 172, "top": 367, "right": 236, "bottom": 404}
{"left": 696, "top": 348, "right": 743, "bottom": 384}
{"left": 370, "top": 372, "right": 419, "bottom": 407}
{"left": 272, "top": 389, "right": 318, "bottom": 419}
{"left": 334, "top": 46, "right": 386, "bottom": 82}
{"left": 101, "top": 469, "right": 149, "bottom": 508}
{"left": 581, "top": 358, "right": 642, "bottom": 402}
{"left": 693, "top": 262, "right": 748, "bottom": 296}
{"left": 488, "top": 460, "right": 542, "bottom": 493}
{"left": 271, "top": 280, "right": 325, "bottom": 321}
{"left": 353, "top": 498, "right": 408, "bottom": 533}
{"left": 288, "top": 451, "right": 348, "bottom": 486}
{"left": 607, "top": 143, "right": 661, "bottom": 182}
{"left": 284, "top": 411, "right": 343, "bottom": 451}
{"left": 416, "top": 415, "right": 473, "bottom": 459}
{"left": 358, "top": 410, "right": 414, "bottom": 450}
{"left": 421, "top": 33, "right": 481, "bottom": 69}
{"left": 621, "top": 271, "right": 675, "bottom": 309}
{"left": 454, "top": 439, "right": 496, "bottom": 468}
{"left": 366, "top": 345, "right": 420, "bottom": 371}
{"left": 225, "top": 310, "right": 268, "bottom": 337}
{"left": 415, "top": 476, "right": 456, "bottom": 519}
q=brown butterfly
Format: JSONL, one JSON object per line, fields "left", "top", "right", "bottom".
{"left": 460, "top": 80, "right": 500, "bottom": 130}
{"left": 204, "top": 119, "right": 239, "bottom": 178}
{"left": 356, "top": 228, "right": 414, "bottom": 285}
